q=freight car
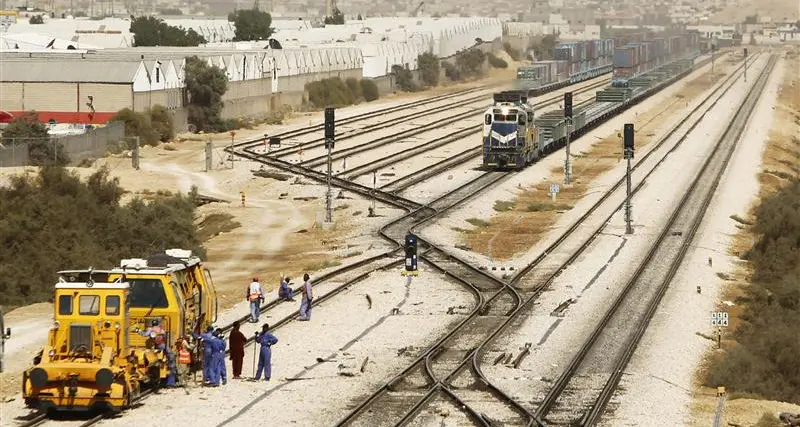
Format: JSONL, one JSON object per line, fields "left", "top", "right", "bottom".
{"left": 484, "top": 51, "right": 721, "bottom": 170}
{"left": 482, "top": 91, "right": 538, "bottom": 169}
{"left": 22, "top": 249, "right": 218, "bottom": 413}
{"left": 514, "top": 38, "right": 615, "bottom": 95}
{"left": 612, "top": 33, "right": 700, "bottom": 87}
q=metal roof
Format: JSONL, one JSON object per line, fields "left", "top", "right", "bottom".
{"left": 0, "top": 59, "right": 140, "bottom": 83}
{"left": 54, "top": 282, "right": 130, "bottom": 290}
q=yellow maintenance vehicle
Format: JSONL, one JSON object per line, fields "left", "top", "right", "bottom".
{"left": 22, "top": 249, "right": 218, "bottom": 412}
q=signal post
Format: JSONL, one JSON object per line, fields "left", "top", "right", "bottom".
{"left": 623, "top": 123, "right": 634, "bottom": 234}
{"left": 324, "top": 107, "right": 335, "bottom": 226}
{"left": 564, "top": 92, "right": 573, "bottom": 185}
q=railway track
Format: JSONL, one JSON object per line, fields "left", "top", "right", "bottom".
{"left": 241, "top": 85, "right": 503, "bottom": 156}
{"left": 533, "top": 54, "right": 777, "bottom": 426}
{"left": 334, "top": 53, "right": 757, "bottom": 426}
{"left": 242, "top": 85, "right": 506, "bottom": 159}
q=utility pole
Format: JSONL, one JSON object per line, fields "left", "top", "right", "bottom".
{"left": 132, "top": 136, "right": 140, "bottom": 170}
{"left": 324, "top": 107, "right": 335, "bottom": 224}
{"left": 711, "top": 44, "right": 715, "bottom": 74}
{"left": 229, "top": 131, "right": 236, "bottom": 169}
{"left": 623, "top": 123, "right": 634, "bottom": 234}
{"left": 372, "top": 170, "right": 377, "bottom": 214}
{"left": 743, "top": 47, "right": 748, "bottom": 83}
{"left": 205, "top": 139, "right": 212, "bottom": 172}
{"left": 563, "top": 92, "right": 573, "bottom": 185}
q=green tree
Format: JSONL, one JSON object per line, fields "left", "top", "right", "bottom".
{"left": 324, "top": 7, "right": 345, "bottom": 25}
{"left": 0, "top": 166, "right": 205, "bottom": 307}
{"left": 357, "top": 13, "right": 363, "bottom": 20}
{"left": 184, "top": 56, "right": 228, "bottom": 132}
{"left": 130, "top": 16, "right": 206, "bottom": 47}
{"left": 360, "top": 79, "right": 379, "bottom": 102}
{"left": 112, "top": 108, "right": 158, "bottom": 145}
{"left": 29, "top": 15, "right": 44, "bottom": 24}
{"left": 392, "top": 64, "right": 418, "bottom": 92}
{"left": 0, "top": 112, "right": 68, "bottom": 166}
{"left": 417, "top": 52, "right": 440, "bottom": 87}
{"left": 232, "top": 8, "right": 274, "bottom": 41}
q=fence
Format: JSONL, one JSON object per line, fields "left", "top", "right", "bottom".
{"left": 0, "top": 121, "right": 126, "bottom": 167}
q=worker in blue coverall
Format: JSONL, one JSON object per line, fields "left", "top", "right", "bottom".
{"left": 195, "top": 326, "right": 219, "bottom": 386}
{"left": 254, "top": 323, "right": 278, "bottom": 381}
{"left": 213, "top": 328, "right": 227, "bottom": 385}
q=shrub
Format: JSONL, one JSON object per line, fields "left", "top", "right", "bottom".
{"left": 345, "top": 77, "right": 362, "bottom": 101}
{"left": 0, "top": 167, "right": 205, "bottom": 307}
{"left": 392, "top": 64, "right": 419, "bottom": 92}
{"left": 417, "top": 52, "right": 440, "bottom": 87}
{"left": 487, "top": 52, "right": 508, "bottom": 69}
{"left": 443, "top": 62, "right": 462, "bottom": 81}
{"left": 112, "top": 108, "right": 159, "bottom": 146}
{"left": 360, "top": 79, "right": 380, "bottom": 102}
{"left": 704, "top": 179, "right": 800, "bottom": 402}
{"left": 305, "top": 77, "right": 355, "bottom": 108}
{"left": 503, "top": 41, "right": 521, "bottom": 61}
{"left": 449, "top": 49, "right": 487, "bottom": 80}
{"left": 148, "top": 105, "right": 175, "bottom": 143}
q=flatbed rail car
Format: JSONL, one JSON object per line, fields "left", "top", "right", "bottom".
{"left": 23, "top": 249, "right": 218, "bottom": 413}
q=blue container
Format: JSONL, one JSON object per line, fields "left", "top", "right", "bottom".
{"left": 613, "top": 47, "right": 635, "bottom": 68}
{"left": 554, "top": 47, "right": 572, "bottom": 61}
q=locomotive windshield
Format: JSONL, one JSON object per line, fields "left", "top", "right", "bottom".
{"left": 493, "top": 113, "right": 517, "bottom": 122}
{"left": 491, "top": 122, "right": 518, "bottom": 135}
{"left": 127, "top": 279, "right": 169, "bottom": 308}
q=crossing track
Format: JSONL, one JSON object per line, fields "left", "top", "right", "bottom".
{"left": 332, "top": 52, "right": 758, "bottom": 426}
{"left": 17, "top": 389, "right": 154, "bottom": 427}
{"left": 532, "top": 54, "right": 777, "bottom": 426}
{"left": 21, "top": 53, "right": 741, "bottom": 427}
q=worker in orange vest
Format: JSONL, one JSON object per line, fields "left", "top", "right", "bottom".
{"left": 175, "top": 336, "right": 195, "bottom": 387}
{"left": 247, "top": 277, "right": 264, "bottom": 323}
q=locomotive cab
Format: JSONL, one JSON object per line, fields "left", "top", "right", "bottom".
{"left": 483, "top": 92, "right": 538, "bottom": 169}
{"left": 23, "top": 280, "right": 135, "bottom": 413}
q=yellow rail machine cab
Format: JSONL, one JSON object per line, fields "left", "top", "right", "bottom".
{"left": 23, "top": 276, "right": 136, "bottom": 412}
{"left": 107, "top": 249, "right": 217, "bottom": 376}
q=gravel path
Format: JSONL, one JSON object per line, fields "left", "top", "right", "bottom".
{"left": 596, "top": 55, "right": 784, "bottom": 427}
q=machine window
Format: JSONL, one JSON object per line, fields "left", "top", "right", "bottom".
{"left": 58, "top": 295, "right": 73, "bottom": 315}
{"left": 128, "top": 279, "right": 169, "bottom": 308}
{"left": 493, "top": 114, "right": 517, "bottom": 122}
{"left": 105, "top": 295, "right": 120, "bottom": 315}
{"left": 484, "top": 114, "right": 492, "bottom": 125}
{"left": 79, "top": 295, "right": 100, "bottom": 315}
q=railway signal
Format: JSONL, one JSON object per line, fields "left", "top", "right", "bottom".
{"left": 402, "top": 233, "right": 419, "bottom": 276}
{"left": 564, "top": 92, "right": 574, "bottom": 185}
{"left": 623, "top": 123, "right": 634, "bottom": 234}
{"left": 324, "top": 107, "right": 335, "bottom": 224}
{"left": 743, "top": 48, "right": 748, "bottom": 82}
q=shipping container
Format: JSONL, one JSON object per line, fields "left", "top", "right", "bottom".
{"left": 613, "top": 46, "right": 635, "bottom": 68}
{"left": 554, "top": 46, "right": 571, "bottom": 61}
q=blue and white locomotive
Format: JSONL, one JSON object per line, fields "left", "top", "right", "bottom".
{"left": 482, "top": 91, "right": 539, "bottom": 170}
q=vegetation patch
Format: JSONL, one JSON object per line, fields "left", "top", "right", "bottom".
{"left": 306, "top": 77, "right": 380, "bottom": 108}
{"left": 0, "top": 112, "right": 68, "bottom": 166}
{"left": 493, "top": 200, "right": 515, "bottom": 212}
{"left": 197, "top": 213, "right": 241, "bottom": 241}
{"left": 502, "top": 42, "right": 521, "bottom": 61}
{"left": 526, "top": 202, "right": 573, "bottom": 212}
{"left": 487, "top": 52, "right": 508, "bottom": 69}
{"left": 466, "top": 218, "right": 490, "bottom": 227}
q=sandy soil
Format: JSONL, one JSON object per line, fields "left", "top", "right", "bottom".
{"left": 709, "top": 0, "right": 798, "bottom": 24}
{"left": 682, "top": 47, "right": 800, "bottom": 427}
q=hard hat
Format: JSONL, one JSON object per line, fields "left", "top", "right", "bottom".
{"left": 150, "top": 332, "right": 157, "bottom": 338}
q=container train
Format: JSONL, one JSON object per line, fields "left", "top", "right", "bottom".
{"left": 612, "top": 33, "right": 700, "bottom": 87}
{"left": 515, "top": 38, "right": 616, "bottom": 94}
{"left": 484, "top": 37, "right": 707, "bottom": 170}
{"left": 22, "top": 249, "right": 218, "bottom": 413}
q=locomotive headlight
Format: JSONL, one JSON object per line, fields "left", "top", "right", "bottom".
{"left": 114, "top": 323, "right": 121, "bottom": 330}
{"left": 95, "top": 368, "right": 114, "bottom": 388}
{"left": 48, "top": 350, "right": 55, "bottom": 357}
{"left": 51, "top": 321, "right": 60, "bottom": 330}
{"left": 29, "top": 367, "right": 48, "bottom": 388}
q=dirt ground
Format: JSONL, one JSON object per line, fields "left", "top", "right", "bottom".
{"left": 0, "top": 62, "right": 520, "bottom": 401}
{"left": 689, "top": 47, "right": 800, "bottom": 426}
{"left": 464, "top": 56, "right": 739, "bottom": 260}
